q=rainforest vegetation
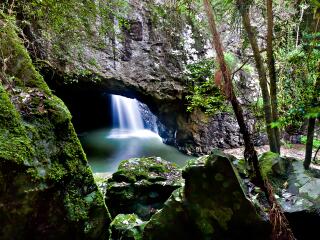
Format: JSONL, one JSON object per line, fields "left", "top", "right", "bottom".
{"left": 0, "top": 0, "right": 319, "bottom": 240}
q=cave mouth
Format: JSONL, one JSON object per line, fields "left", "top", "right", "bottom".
{"left": 46, "top": 78, "right": 192, "bottom": 173}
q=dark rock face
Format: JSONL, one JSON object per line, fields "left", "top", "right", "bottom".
{"left": 143, "top": 150, "right": 271, "bottom": 240}
{"left": 259, "top": 153, "right": 320, "bottom": 240}
{"left": 105, "top": 157, "right": 182, "bottom": 220}
{"left": 33, "top": 0, "right": 263, "bottom": 155}
{"left": 0, "top": 18, "right": 109, "bottom": 239}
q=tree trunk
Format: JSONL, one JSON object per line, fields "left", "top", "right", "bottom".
{"left": 267, "top": 0, "right": 281, "bottom": 153}
{"left": 202, "top": 0, "right": 256, "bottom": 173}
{"left": 203, "top": 1, "right": 295, "bottom": 239}
{"left": 236, "top": 0, "right": 278, "bottom": 153}
{"left": 304, "top": 117, "right": 316, "bottom": 169}
{"left": 304, "top": 62, "right": 320, "bottom": 169}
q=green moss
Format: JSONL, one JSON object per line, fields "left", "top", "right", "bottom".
{"left": 0, "top": 18, "right": 50, "bottom": 93}
{"left": 259, "top": 152, "right": 280, "bottom": 179}
{"left": 64, "top": 191, "right": 90, "bottom": 222}
{"left": 45, "top": 96, "right": 72, "bottom": 125}
{"left": 47, "top": 162, "right": 67, "bottom": 181}
{"left": 114, "top": 157, "right": 176, "bottom": 183}
{"left": 0, "top": 85, "right": 35, "bottom": 165}
{"left": 0, "top": 14, "right": 110, "bottom": 238}
{"left": 109, "top": 214, "right": 146, "bottom": 240}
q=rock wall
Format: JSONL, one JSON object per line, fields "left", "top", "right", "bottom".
{"left": 27, "top": 0, "right": 263, "bottom": 154}
{"left": 0, "top": 16, "right": 110, "bottom": 239}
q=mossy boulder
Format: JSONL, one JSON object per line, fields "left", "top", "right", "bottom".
{"left": 105, "top": 157, "right": 182, "bottom": 220}
{"left": 109, "top": 214, "right": 146, "bottom": 240}
{"left": 259, "top": 152, "right": 289, "bottom": 179}
{"left": 0, "top": 16, "right": 110, "bottom": 239}
{"left": 143, "top": 150, "right": 271, "bottom": 240}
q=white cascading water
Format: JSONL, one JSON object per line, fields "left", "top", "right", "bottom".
{"left": 108, "top": 94, "right": 161, "bottom": 140}
{"left": 112, "top": 95, "right": 144, "bottom": 130}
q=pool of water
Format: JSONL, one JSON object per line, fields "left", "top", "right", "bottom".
{"left": 79, "top": 128, "right": 193, "bottom": 173}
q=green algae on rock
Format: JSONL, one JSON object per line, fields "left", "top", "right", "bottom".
{"left": 105, "top": 157, "right": 182, "bottom": 221}
{"left": 0, "top": 15, "right": 110, "bottom": 240}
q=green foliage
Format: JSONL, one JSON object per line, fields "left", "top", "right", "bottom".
{"left": 185, "top": 58, "right": 228, "bottom": 114}
{"left": 276, "top": 33, "right": 320, "bottom": 132}
{"left": 1, "top": 0, "right": 129, "bottom": 68}
{"left": 301, "top": 136, "right": 320, "bottom": 149}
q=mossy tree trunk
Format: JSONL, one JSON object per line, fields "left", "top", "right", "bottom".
{"left": 236, "top": 0, "right": 278, "bottom": 154}
{"left": 267, "top": 0, "right": 281, "bottom": 154}
{"left": 202, "top": 1, "right": 295, "bottom": 239}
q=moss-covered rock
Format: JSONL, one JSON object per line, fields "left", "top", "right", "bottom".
{"left": 259, "top": 152, "right": 289, "bottom": 179}
{"left": 105, "top": 157, "right": 182, "bottom": 220}
{"left": 109, "top": 214, "right": 146, "bottom": 240}
{"left": 264, "top": 155, "right": 320, "bottom": 240}
{"left": 143, "top": 150, "right": 271, "bottom": 240}
{"left": 0, "top": 15, "right": 110, "bottom": 239}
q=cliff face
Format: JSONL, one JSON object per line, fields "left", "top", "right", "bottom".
{"left": 0, "top": 16, "right": 110, "bottom": 239}
{"left": 28, "top": 0, "right": 261, "bottom": 154}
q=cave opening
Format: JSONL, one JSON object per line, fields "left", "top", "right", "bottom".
{"left": 44, "top": 73, "right": 193, "bottom": 173}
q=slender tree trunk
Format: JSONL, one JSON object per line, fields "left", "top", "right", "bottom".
{"left": 203, "top": 1, "right": 295, "bottom": 239}
{"left": 202, "top": 0, "right": 256, "bottom": 173}
{"left": 236, "top": 0, "right": 278, "bottom": 153}
{"left": 267, "top": 0, "right": 281, "bottom": 154}
{"left": 304, "top": 62, "right": 320, "bottom": 169}
{"left": 304, "top": 117, "right": 316, "bottom": 169}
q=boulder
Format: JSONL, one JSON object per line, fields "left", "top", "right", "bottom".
{"left": 259, "top": 152, "right": 320, "bottom": 240}
{"left": 109, "top": 214, "right": 146, "bottom": 240}
{"left": 143, "top": 150, "right": 271, "bottom": 240}
{"left": 0, "top": 16, "right": 109, "bottom": 239}
{"left": 105, "top": 157, "right": 182, "bottom": 220}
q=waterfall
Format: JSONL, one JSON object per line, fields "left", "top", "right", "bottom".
{"left": 111, "top": 95, "right": 144, "bottom": 130}
{"left": 108, "top": 94, "right": 161, "bottom": 140}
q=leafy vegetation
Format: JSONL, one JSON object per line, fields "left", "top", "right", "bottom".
{"left": 301, "top": 135, "right": 320, "bottom": 149}
{"left": 185, "top": 58, "right": 228, "bottom": 114}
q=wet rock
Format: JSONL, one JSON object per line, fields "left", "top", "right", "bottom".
{"left": 105, "top": 157, "right": 182, "bottom": 220}
{"left": 109, "top": 214, "right": 146, "bottom": 240}
{"left": 32, "top": 0, "right": 264, "bottom": 156}
{"left": 143, "top": 150, "right": 271, "bottom": 240}
{"left": 0, "top": 18, "right": 109, "bottom": 240}
{"left": 260, "top": 153, "right": 320, "bottom": 240}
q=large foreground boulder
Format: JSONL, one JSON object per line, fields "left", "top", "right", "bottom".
{"left": 0, "top": 16, "right": 109, "bottom": 239}
{"left": 105, "top": 157, "right": 182, "bottom": 220}
{"left": 143, "top": 150, "right": 271, "bottom": 240}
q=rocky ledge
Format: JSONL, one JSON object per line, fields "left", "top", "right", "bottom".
{"left": 98, "top": 151, "right": 320, "bottom": 240}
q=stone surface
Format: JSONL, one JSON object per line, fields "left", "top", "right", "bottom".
{"left": 109, "top": 214, "right": 146, "bottom": 240}
{"left": 259, "top": 153, "right": 320, "bottom": 240}
{"left": 143, "top": 150, "right": 271, "bottom": 240}
{"left": 29, "top": 0, "right": 263, "bottom": 155}
{"left": 105, "top": 157, "right": 182, "bottom": 220}
{"left": 0, "top": 17, "right": 109, "bottom": 239}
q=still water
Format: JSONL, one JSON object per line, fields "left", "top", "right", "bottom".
{"left": 79, "top": 128, "right": 193, "bottom": 173}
